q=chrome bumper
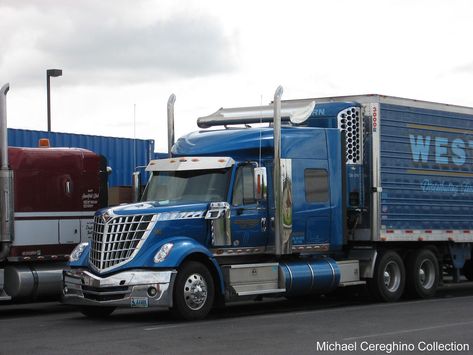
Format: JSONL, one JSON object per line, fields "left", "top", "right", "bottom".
{"left": 62, "top": 268, "right": 177, "bottom": 308}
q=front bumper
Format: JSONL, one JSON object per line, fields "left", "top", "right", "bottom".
{"left": 62, "top": 268, "right": 177, "bottom": 308}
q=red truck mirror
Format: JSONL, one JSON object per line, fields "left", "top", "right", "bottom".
{"left": 254, "top": 167, "right": 267, "bottom": 200}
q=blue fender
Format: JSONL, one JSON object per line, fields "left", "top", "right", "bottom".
{"left": 139, "top": 237, "right": 225, "bottom": 295}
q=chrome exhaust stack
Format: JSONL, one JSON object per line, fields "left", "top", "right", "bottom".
{"left": 273, "top": 86, "right": 293, "bottom": 256}
{"left": 273, "top": 86, "right": 283, "bottom": 255}
{"left": 0, "top": 84, "right": 9, "bottom": 170}
{"left": 167, "top": 94, "right": 176, "bottom": 157}
{"left": 0, "top": 83, "right": 14, "bottom": 261}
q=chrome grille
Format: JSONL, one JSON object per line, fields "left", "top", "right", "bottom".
{"left": 90, "top": 213, "right": 156, "bottom": 272}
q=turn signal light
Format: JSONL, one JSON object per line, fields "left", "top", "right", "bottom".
{"left": 38, "top": 138, "right": 50, "bottom": 147}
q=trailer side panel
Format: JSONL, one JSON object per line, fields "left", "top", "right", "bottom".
{"left": 379, "top": 103, "right": 473, "bottom": 241}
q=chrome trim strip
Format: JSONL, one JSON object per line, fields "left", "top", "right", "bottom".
{"left": 326, "top": 259, "right": 337, "bottom": 290}
{"left": 155, "top": 211, "right": 205, "bottom": 221}
{"left": 307, "top": 262, "right": 315, "bottom": 291}
{"left": 367, "top": 102, "right": 382, "bottom": 241}
{"left": 380, "top": 230, "right": 473, "bottom": 242}
{"left": 281, "top": 263, "right": 293, "bottom": 292}
{"left": 211, "top": 246, "right": 266, "bottom": 256}
{"left": 291, "top": 243, "right": 330, "bottom": 252}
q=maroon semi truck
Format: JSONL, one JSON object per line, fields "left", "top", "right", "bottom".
{"left": 0, "top": 83, "right": 108, "bottom": 300}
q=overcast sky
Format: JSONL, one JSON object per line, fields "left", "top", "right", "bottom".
{"left": 1, "top": 0, "right": 473, "bottom": 152}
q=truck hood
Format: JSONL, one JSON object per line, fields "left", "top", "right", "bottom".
{"left": 88, "top": 201, "right": 212, "bottom": 273}
{"left": 96, "top": 201, "right": 209, "bottom": 217}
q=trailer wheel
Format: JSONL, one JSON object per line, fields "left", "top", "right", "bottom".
{"left": 406, "top": 249, "right": 439, "bottom": 299}
{"left": 368, "top": 250, "right": 405, "bottom": 302}
{"left": 79, "top": 306, "right": 116, "bottom": 318}
{"left": 172, "top": 261, "right": 214, "bottom": 321}
{"left": 463, "top": 260, "right": 473, "bottom": 281}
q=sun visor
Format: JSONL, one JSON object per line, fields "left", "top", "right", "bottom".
{"left": 197, "top": 101, "right": 316, "bottom": 128}
{"left": 146, "top": 156, "right": 235, "bottom": 172}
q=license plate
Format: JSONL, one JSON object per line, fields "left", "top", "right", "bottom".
{"left": 131, "top": 297, "right": 149, "bottom": 308}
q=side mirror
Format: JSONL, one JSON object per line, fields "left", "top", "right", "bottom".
{"left": 254, "top": 167, "right": 267, "bottom": 200}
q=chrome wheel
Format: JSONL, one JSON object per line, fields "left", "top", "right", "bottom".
{"left": 383, "top": 260, "right": 401, "bottom": 293}
{"left": 183, "top": 273, "right": 208, "bottom": 311}
{"left": 406, "top": 249, "right": 439, "bottom": 299}
{"left": 418, "top": 258, "right": 435, "bottom": 289}
{"left": 368, "top": 250, "right": 405, "bottom": 302}
{"left": 173, "top": 261, "right": 215, "bottom": 320}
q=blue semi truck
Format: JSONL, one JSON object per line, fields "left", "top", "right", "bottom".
{"left": 63, "top": 87, "right": 473, "bottom": 320}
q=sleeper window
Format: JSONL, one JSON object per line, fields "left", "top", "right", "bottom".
{"left": 305, "top": 169, "right": 329, "bottom": 203}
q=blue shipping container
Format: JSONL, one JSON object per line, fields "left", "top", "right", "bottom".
{"left": 7, "top": 128, "right": 155, "bottom": 187}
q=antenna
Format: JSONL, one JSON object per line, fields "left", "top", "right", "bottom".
{"left": 259, "top": 94, "right": 263, "bottom": 167}
{"left": 133, "top": 103, "right": 137, "bottom": 171}
{"left": 167, "top": 94, "right": 176, "bottom": 157}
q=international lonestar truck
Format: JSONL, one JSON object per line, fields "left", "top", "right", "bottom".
{"left": 63, "top": 86, "right": 473, "bottom": 320}
{"left": 0, "top": 83, "right": 108, "bottom": 301}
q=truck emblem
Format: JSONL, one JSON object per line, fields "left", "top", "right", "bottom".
{"left": 102, "top": 212, "right": 112, "bottom": 223}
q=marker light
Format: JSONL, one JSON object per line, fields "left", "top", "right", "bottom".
{"left": 69, "top": 242, "right": 89, "bottom": 262}
{"left": 38, "top": 138, "right": 50, "bottom": 147}
{"left": 153, "top": 243, "right": 174, "bottom": 263}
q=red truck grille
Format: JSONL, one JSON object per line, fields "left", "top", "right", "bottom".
{"left": 89, "top": 213, "right": 156, "bottom": 272}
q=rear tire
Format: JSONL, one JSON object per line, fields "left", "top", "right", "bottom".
{"left": 406, "top": 249, "right": 439, "bottom": 299}
{"left": 79, "top": 306, "right": 116, "bottom": 318}
{"left": 172, "top": 261, "right": 214, "bottom": 321}
{"left": 368, "top": 250, "right": 405, "bottom": 302}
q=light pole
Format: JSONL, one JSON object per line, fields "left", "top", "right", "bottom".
{"left": 46, "top": 69, "right": 62, "bottom": 132}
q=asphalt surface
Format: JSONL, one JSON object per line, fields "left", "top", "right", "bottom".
{"left": 1, "top": 283, "right": 473, "bottom": 355}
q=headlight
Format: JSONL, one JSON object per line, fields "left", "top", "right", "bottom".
{"left": 69, "top": 242, "right": 89, "bottom": 262}
{"left": 154, "top": 243, "right": 173, "bottom": 263}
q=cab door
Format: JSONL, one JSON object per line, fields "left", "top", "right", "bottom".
{"left": 230, "top": 164, "right": 268, "bottom": 248}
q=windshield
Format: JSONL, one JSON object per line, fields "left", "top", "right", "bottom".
{"left": 141, "top": 168, "right": 231, "bottom": 205}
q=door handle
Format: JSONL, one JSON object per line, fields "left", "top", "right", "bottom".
{"left": 261, "top": 217, "right": 267, "bottom": 232}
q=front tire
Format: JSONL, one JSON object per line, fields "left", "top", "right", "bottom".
{"left": 368, "top": 250, "right": 405, "bottom": 302}
{"left": 406, "top": 249, "right": 439, "bottom": 299}
{"left": 172, "top": 261, "right": 215, "bottom": 321}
